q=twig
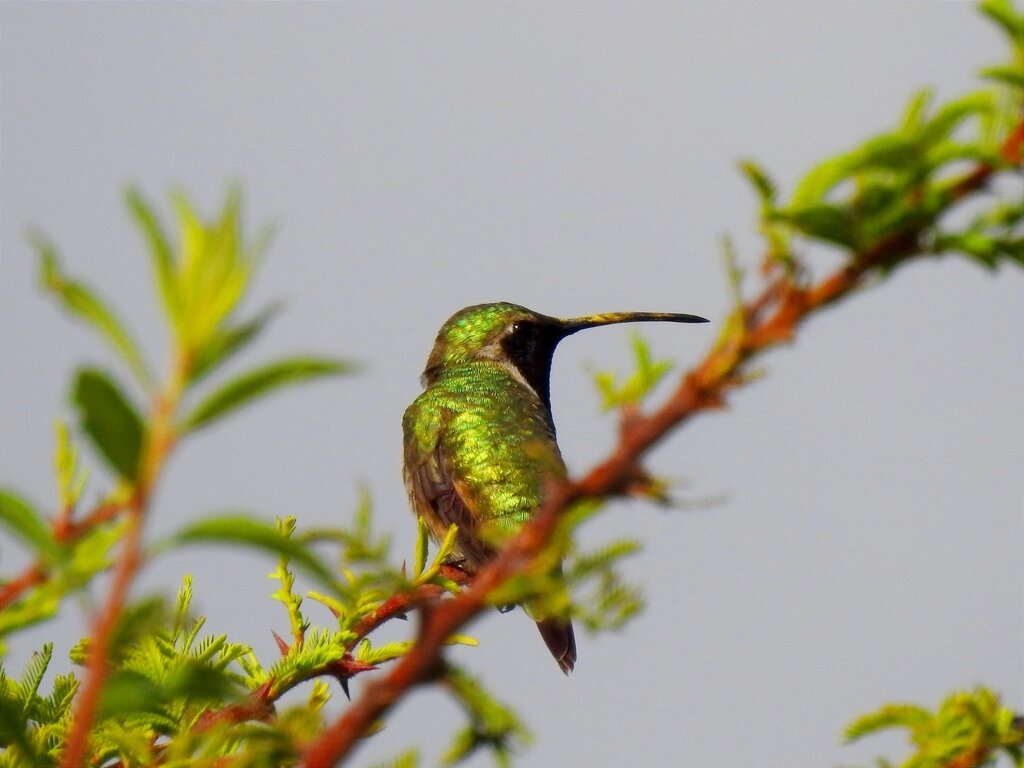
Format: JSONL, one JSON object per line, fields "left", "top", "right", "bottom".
{"left": 0, "top": 498, "right": 131, "bottom": 612}
{"left": 194, "top": 566, "right": 471, "bottom": 734}
{"left": 0, "top": 565, "right": 46, "bottom": 611}
{"left": 58, "top": 378, "right": 183, "bottom": 768}
{"left": 57, "top": 503, "right": 145, "bottom": 768}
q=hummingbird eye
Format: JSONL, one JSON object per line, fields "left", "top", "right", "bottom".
{"left": 503, "top": 320, "right": 536, "bottom": 357}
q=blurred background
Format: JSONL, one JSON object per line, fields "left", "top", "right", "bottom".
{"left": 2, "top": 3, "right": 1021, "bottom": 766}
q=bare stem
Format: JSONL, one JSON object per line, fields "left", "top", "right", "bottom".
{"left": 58, "top": 361, "right": 185, "bottom": 768}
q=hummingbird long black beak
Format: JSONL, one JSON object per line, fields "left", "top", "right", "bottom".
{"left": 559, "top": 311, "right": 709, "bottom": 336}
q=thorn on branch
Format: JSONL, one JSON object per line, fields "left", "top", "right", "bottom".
{"left": 271, "top": 630, "right": 290, "bottom": 657}
{"left": 328, "top": 655, "right": 379, "bottom": 701}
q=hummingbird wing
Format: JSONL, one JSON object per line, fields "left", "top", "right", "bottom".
{"left": 403, "top": 410, "right": 494, "bottom": 569}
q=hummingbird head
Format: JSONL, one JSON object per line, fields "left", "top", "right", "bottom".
{"left": 422, "top": 302, "right": 708, "bottom": 412}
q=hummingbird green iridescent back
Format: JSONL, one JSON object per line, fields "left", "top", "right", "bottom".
{"left": 403, "top": 359, "right": 567, "bottom": 558}
{"left": 402, "top": 302, "right": 708, "bottom": 674}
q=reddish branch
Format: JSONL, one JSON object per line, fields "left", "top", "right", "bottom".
{"left": 299, "top": 120, "right": 1023, "bottom": 767}
{"left": 349, "top": 564, "right": 470, "bottom": 643}
{"left": 0, "top": 564, "right": 46, "bottom": 610}
{"left": 0, "top": 499, "right": 130, "bottom": 613}
{"left": 59, "top": 382, "right": 182, "bottom": 768}
{"left": 57, "top": 504, "right": 145, "bottom": 768}
{"left": 194, "top": 565, "right": 472, "bottom": 734}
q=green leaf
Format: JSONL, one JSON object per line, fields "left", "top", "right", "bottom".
{"left": 189, "top": 303, "right": 282, "bottom": 383}
{"left": 71, "top": 368, "right": 145, "bottom": 482}
{"left": 592, "top": 333, "right": 676, "bottom": 412}
{"left": 738, "top": 159, "right": 776, "bottom": 204}
{"left": 0, "top": 658, "right": 41, "bottom": 761}
{"left": 356, "top": 638, "right": 411, "bottom": 665}
{"left": 924, "top": 141, "right": 999, "bottom": 171}
{"left": 126, "top": 187, "right": 180, "bottom": 328}
{"left": 53, "top": 420, "right": 89, "bottom": 510}
{"left": 771, "top": 204, "right": 860, "bottom": 250}
{"left": 109, "top": 597, "right": 167, "bottom": 663}
{"left": 34, "top": 236, "right": 154, "bottom": 388}
{"left": 934, "top": 231, "right": 1001, "bottom": 268}
{"left": 413, "top": 517, "right": 429, "bottom": 579}
{"left": 416, "top": 523, "right": 459, "bottom": 584}
{"left": 851, "top": 134, "right": 921, "bottom": 173}
{"left": 97, "top": 669, "right": 165, "bottom": 719}
{"left": 899, "top": 87, "right": 933, "bottom": 135}
{"left": 172, "top": 187, "right": 261, "bottom": 350}
{"left": 19, "top": 643, "right": 53, "bottom": 705}
{"left": 844, "top": 703, "right": 931, "bottom": 742}
{"left": 980, "top": 0, "right": 1024, "bottom": 48}
{"left": 182, "top": 356, "right": 356, "bottom": 432}
{"left": 980, "top": 64, "right": 1024, "bottom": 89}
{"left": 442, "top": 665, "right": 531, "bottom": 768}
{"left": 0, "top": 491, "right": 61, "bottom": 564}
{"left": 919, "top": 92, "right": 995, "bottom": 145}
{"left": 166, "top": 659, "right": 243, "bottom": 702}
{"left": 154, "top": 514, "right": 338, "bottom": 591}
{"left": 790, "top": 152, "right": 861, "bottom": 207}
{"left": 270, "top": 516, "right": 308, "bottom": 643}
{"left": 0, "top": 716, "right": 38, "bottom": 763}
{"left": 791, "top": 135, "right": 917, "bottom": 208}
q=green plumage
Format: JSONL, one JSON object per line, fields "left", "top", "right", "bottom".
{"left": 403, "top": 362, "right": 565, "bottom": 541}
{"left": 402, "top": 302, "right": 707, "bottom": 674}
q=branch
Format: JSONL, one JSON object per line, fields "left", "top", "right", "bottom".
{"left": 57, "top": 504, "right": 145, "bottom": 768}
{"left": 299, "top": 118, "right": 1024, "bottom": 767}
{"left": 0, "top": 498, "right": 131, "bottom": 612}
{"left": 348, "top": 565, "right": 471, "bottom": 645}
{"left": 58, "top": 378, "right": 183, "bottom": 768}
{"left": 194, "top": 565, "right": 472, "bottom": 734}
{"left": 0, "top": 564, "right": 46, "bottom": 611}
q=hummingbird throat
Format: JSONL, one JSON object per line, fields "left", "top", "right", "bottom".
{"left": 499, "top": 320, "right": 566, "bottom": 418}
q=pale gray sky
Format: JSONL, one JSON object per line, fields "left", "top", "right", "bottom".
{"left": 1, "top": 3, "right": 1021, "bottom": 767}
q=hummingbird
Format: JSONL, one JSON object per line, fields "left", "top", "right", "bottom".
{"left": 402, "top": 302, "right": 708, "bottom": 673}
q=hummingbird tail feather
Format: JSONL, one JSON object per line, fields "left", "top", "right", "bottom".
{"left": 536, "top": 618, "right": 576, "bottom": 675}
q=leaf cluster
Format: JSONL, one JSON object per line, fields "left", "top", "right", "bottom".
{"left": 442, "top": 665, "right": 532, "bottom": 768}
{"left": 2, "top": 188, "right": 359, "bottom": 766}
{"left": 0, "top": 490, "right": 125, "bottom": 651}
{"left": 734, "top": 0, "right": 1024, "bottom": 276}
{"left": 591, "top": 332, "right": 675, "bottom": 412}
{"left": 34, "top": 188, "right": 354, "bottom": 491}
{"left": 0, "top": 645, "right": 77, "bottom": 768}
{"left": 845, "top": 687, "right": 1023, "bottom": 768}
